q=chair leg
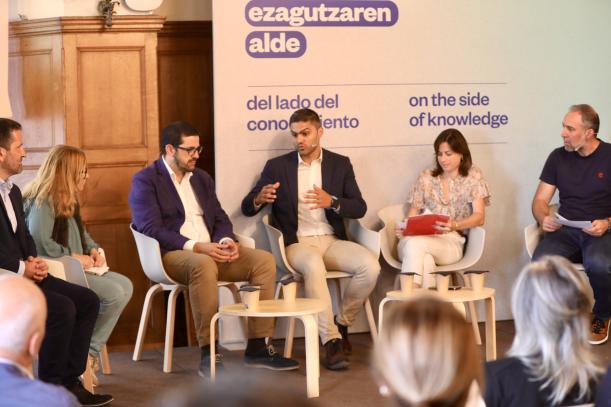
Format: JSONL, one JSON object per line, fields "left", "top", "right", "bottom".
{"left": 284, "top": 317, "right": 296, "bottom": 358}
{"left": 133, "top": 284, "right": 163, "bottom": 361}
{"left": 364, "top": 298, "right": 378, "bottom": 343}
{"left": 393, "top": 273, "right": 401, "bottom": 290}
{"left": 164, "top": 286, "right": 183, "bottom": 373}
{"left": 274, "top": 282, "right": 282, "bottom": 299}
{"left": 100, "top": 345, "right": 111, "bottom": 375}
{"left": 283, "top": 282, "right": 299, "bottom": 358}
{"left": 222, "top": 283, "right": 248, "bottom": 341}
{"left": 467, "top": 301, "right": 482, "bottom": 345}
{"left": 461, "top": 274, "right": 482, "bottom": 345}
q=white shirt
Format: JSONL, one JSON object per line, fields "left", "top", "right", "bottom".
{"left": 162, "top": 157, "right": 211, "bottom": 250}
{"left": 296, "top": 150, "right": 334, "bottom": 237}
{"left": 0, "top": 179, "right": 25, "bottom": 275}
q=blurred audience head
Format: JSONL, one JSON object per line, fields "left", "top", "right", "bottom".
{"left": 373, "top": 297, "right": 482, "bottom": 407}
{"left": 509, "top": 255, "right": 602, "bottom": 404}
{"left": 157, "top": 373, "right": 314, "bottom": 407}
{"left": 0, "top": 275, "right": 47, "bottom": 371}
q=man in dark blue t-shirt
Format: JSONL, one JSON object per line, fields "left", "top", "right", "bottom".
{"left": 531, "top": 104, "right": 611, "bottom": 345}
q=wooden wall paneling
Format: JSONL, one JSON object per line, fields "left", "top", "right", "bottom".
{"left": 157, "top": 21, "right": 214, "bottom": 177}
{"left": 9, "top": 17, "right": 168, "bottom": 350}
{"left": 61, "top": 18, "right": 165, "bottom": 350}
{"left": 8, "top": 29, "right": 65, "bottom": 186}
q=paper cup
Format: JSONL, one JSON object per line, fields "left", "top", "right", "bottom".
{"left": 243, "top": 290, "right": 260, "bottom": 311}
{"left": 399, "top": 274, "right": 414, "bottom": 293}
{"left": 469, "top": 273, "right": 485, "bottom": 292}
{"left": 282, "top": 282, "right": 297, "bottom": 304}
{"left": 435, "top": 274, "right": 450, "bottom": 294}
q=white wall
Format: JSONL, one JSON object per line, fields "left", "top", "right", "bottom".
{"left": 8, "top": 0, "right": 212, "bottom": 21}
{"left": 213, "top": 0, "right": 611, "bottom": 321}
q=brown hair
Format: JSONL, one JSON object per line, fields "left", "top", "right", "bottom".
{"left": 373, "top": 297, "right": 483, "bottom": 407}
{"left": 289, "top": 108, "right": 321, "bottom": 128}
{"left": 569, "top": 104, "right": 599, "bottom": 135}
{"left": 431, "top": 128, "right": 472, "bottom": 177}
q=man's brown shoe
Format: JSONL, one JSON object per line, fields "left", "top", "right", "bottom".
{"left": 322, "top": 338, "right": 349, "bottom": 370}
{"left": 334, "top": 316, "right": 352, "bottom": 355}
{"left": 589, "top": 317, "right": 610, "bottom": 345}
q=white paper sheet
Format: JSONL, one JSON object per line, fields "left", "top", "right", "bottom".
{"left": 555, "top": 213, "right": 592, "bottom": 229}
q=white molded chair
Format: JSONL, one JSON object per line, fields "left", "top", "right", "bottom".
{"left": 377, "top": 204, "right": 486, "bottom": 343}
{"left": 524, "top": 223, "right": 585, "bottom": 271}
{"left": 44, "top": 257, "right": 112, "bottom": 393}
{"left": 130, "top": 224, "right": 252, "bottom": 373}
{"left": 262, "top": 214, "right": 379, "bottom": 357}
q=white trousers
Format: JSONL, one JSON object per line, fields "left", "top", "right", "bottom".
{"left": 397, "top": 232, "right": 465, "bottom": 288}
{"left": 286, "top": 235, "right": 380, "bottom": 344}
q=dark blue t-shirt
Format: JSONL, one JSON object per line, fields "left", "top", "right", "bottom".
{"left": 539, "top": 140, "right": 611, "bottom": 221}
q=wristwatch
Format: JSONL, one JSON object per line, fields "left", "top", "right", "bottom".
{"left": 330, "top": 196, "right": 340, "bottom": 211}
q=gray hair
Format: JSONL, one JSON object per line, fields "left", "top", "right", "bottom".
{"left": 509, "top": 256, "right": 602, "bottom": 404}
{"left": 373, "top": 296, "right": 482, "bottom": 407}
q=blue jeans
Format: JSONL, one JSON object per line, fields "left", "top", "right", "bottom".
{"left": 533, "top": 227, "right": 611, "bottom": 319}
{"left": 85, "top": 271, "right": 133, "bottom": 356}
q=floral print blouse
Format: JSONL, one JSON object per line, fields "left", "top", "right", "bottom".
{"left": 407, "top": 166, "right": 491, "bottom": 221}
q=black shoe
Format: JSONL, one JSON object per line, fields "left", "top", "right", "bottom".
{"left": 68, "top": 381, "right": 113, "bottom": 407}
{"left": 322, "top": 338, "right": 349, "bottom": 371}
{"left": 334, "top": 316, "right": 352, "bottom": 355}
{"left": 244, "top": 345, "right": 299, "bottom": 370}
{"left": 198, "top": 353, "right": 224, "bottom": 378}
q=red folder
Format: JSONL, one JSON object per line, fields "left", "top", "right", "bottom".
{"left": 403, "top": 214, "right": 450, "bottom": 236}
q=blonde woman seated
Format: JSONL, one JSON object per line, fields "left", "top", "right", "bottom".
{"left": 23, "top": 145, "right": 133, "bottom": 377}
{"left": 397, "top": 128, "right": 490, "bottom": 288}
{"left": 373, "top": 297, "right": 484, "bottom": 407}
{"left": 485, "top": 256, "right": 602, "bottom": 406}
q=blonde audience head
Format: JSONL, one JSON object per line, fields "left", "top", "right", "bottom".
{"left": 373, "top": 297, "right": 482, "bottom": 407}
{"left": 23, "top": 144, "right": 87, "bottom": 218}
{"left": 509, "top": 255, "right": 602, "bottom": 404}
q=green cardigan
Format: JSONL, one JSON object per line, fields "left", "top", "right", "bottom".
{"left": 25, "top": 199, "right": 98, "bottom": 257}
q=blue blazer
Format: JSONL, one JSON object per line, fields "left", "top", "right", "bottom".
{"left": 241, "top": 149, "right": 366, "bottom": 246}
{"left": 0, "top": 184, "right": 37, "bottom": 272}
{"left": 129, "top": 159, "right": 234, "bottom": 254}
{"left": 0, "top": 363, "right": 79, "bottom": 407}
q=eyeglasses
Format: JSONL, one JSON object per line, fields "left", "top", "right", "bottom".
{"left": 176, "top": 146, "right": 203, "bottom": 156}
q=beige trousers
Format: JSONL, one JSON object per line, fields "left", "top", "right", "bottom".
{"left": 397, "top": 232, "right": 465, "bottom": 288}
{"left": 286, "top": 235, "right": 380, "bottom": 344}
{"left": 162, "top": 247, "right": 276, "bottom": 347}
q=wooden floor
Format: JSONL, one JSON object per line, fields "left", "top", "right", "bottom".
{"left": 96, "top": 321, "right": 611, "bottom": 407}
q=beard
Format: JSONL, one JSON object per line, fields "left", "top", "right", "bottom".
{"left": 174, "top": 156, "right": 196, "bottom": 173}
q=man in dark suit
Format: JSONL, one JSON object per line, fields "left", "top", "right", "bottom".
{"left": 0, "top": 118, "right": 112, "bottom": 406}
{"left": 0, "top": 274, "right": 79, "bottom": 407}
{"left": 129, "top": 121, "right": 298, "bottom": 377}
{"left": 242, "top": 108, "right": 380, "bottom": 370}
